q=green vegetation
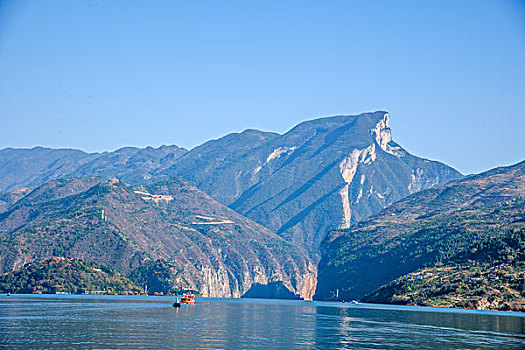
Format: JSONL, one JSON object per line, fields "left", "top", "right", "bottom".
{"left": 0, "top": 175, "right": 313, "bottom": 299}
{"left": 458, "top": 228, "right": 525, "bottom": 264}
{"left": 0, "top": 257, "right": 144, "bottom": 295}
{"left": 129, "top": 259, "right": 195, "bottom": 295}
{"left": 316, "top": 160, "right": 525, "bottom": 306}
{"left": 363, "top": 229, "right": 525, "bottom": 311}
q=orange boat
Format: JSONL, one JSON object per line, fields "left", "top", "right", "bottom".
{"left": 180, "top": 293, "right": 195, "bottom": 304}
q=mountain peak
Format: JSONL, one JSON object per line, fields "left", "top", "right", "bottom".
{"left": 369, "top": 112, "right": 405, "bottom": 157}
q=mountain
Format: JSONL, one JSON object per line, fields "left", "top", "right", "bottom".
{"left": 315, "top": 160, "right": 525, "bottom": 301}
{"left": 70, "top": 145, "right": 187, "bottom": 184}
{"left": 161, "top": 129, "right": 280, "bottom": 205}
{"left": 165, "top": 111, "right": 462, "bottom": 255}
{"left": 0, "top": 147, "right": 95, "bottom": 191}
{"left": 0, "top": 177, "right": 316, "bottom": 299}
{"left": 362, "top": 228, "right": 525, "bottom": 311}
{"left": 0, "top": 112, "right": 462, "bottom": 256}
{"left": 0, "top": 145, "right": 187, "bottom": 191}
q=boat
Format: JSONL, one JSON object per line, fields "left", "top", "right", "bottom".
{"left": 180, "top": 293, "right": 195, "bottom": 304}
{"left": 172, "top": 293, "right": 195, "bottom": 307}
{"left": 172, "top": 298, "right": 181, "bottom": 308}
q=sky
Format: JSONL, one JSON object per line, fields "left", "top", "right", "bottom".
{"left": 0, "top": 0, "right": 524, "bottom": 175}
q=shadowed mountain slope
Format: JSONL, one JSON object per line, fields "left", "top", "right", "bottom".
{"left": 165, "top": 111, "right": 462, "bottom": 255}
{"left": 0, "top": 112, "right": 461, "bottom": 256}
{"left": 315, "top": 160, "right": 525, "bottom": 301}
{"left": 0, "top": 145, "right": 187, "bottom": 191}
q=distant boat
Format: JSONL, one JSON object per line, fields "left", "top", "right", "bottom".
{"left": 180, "top": 293, "right": 195, "bottom": 304}
{"left": 173, "top": 293, "right": 195, "bottom": 307}
{"left": 173, "top": 298, "right": 181, "bottom": 308}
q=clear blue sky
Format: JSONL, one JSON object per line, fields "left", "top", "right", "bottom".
{"left": 0, "top": 0, "right": 524, "bottom": 174}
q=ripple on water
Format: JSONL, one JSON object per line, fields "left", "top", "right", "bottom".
{"left": 0, "top": 295, "right": 524, "bottom": 350}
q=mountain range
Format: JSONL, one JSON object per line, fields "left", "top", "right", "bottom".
{"left": 8, "top": 111, "right": 514, "bottom": 303}
{"left": 0, "top": 111, "right": 462, "bottom": 258}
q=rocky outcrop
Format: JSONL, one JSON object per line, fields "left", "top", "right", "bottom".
{"left": 370, "top": 113, "right": 405, "bottom": 157}
{"left": 338, "top": 145, "right": 377, "bottom": 228}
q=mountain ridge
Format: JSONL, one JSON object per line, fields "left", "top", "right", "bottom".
{"left": 315, "top": 160, "right": 525, "bottom": 300}
{"left": 0, "top": 111, "right": 462, "bottom": 256}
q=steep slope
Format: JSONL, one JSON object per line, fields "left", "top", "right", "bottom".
{"left": 315, "top": 160, "right": 525, "bottom": 300}
{"left": 165, "top": 111, "right": 462, "bottom": 255}
{"left": 132, "top": 178, "right": 317, "bottom": 298}
{"left": 0, "top": 177, "right": 316, "bottom": 299}
{"left": 0, "top": 145, "right": 186, "bottom": 191}
{"left": 0, "top": 112, "right": 461, "bottom": 257}
{"left": 362, "top": 228, "right": 525, "bottom": 311}
{"left": 163, "top": 129, "right": 280, "bottom": 204}
{"left": 0, "top": 187, "right": 32, "bottom": 213}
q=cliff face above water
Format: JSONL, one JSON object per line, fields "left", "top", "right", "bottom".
{"left": 315, "top": 160, "right": 525, "bottom": 301}
{"left": 0, "top": 177, "right": 316, "bottom": 299}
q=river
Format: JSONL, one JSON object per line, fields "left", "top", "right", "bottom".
{"left": 0, "top": 294, "right": 523, "bottom": 349}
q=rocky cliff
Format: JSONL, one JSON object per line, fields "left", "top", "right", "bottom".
{"left": 166, "top": 111, "right": 462, "bottom": 256}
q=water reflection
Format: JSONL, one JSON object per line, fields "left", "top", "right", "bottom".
{"left": 0, "top": 295, "right": 523, "bottom": 349}
{"left": 312, "top": 304, "right": 525, "bottom": 349}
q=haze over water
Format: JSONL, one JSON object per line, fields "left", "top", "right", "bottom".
{"left": 0, "top": 295, "right": 523, "bottom": 349}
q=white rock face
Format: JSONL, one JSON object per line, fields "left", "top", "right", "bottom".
{"left": 339, "top": 186, "right": 352, "bottom": 229}
{"left": 338, "top": 145, "right": 377, "bottom": 228}
{"left": 199, "top": 265, "right": 234, "bottom": 297}
{"left": 253, "top": 146, "right": 297, "bottom": 175}
{"left": 185, "top": 256, "right": 317, "bottom": 300}
{"left": 266, "top": 146, "right": 297, "bottom": 163}
{"left": 355, "top": 187, "right": 364, "bottom": 204}
{"left": 370, "top": 113, "right": 405, "bottom": 157}
{"left": 408, "top": 168, "right": 440, "bottom": 194}
{"left": 234, "top": 171, "right": 243, "bottom": 197}
{"left": 339, "top": 149, "right": 362, "bottom": 184}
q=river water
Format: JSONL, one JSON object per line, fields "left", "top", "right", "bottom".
{"left": 0, "top": 294, "right": 523, "bottom": 349}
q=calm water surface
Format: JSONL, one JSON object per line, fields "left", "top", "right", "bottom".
{"left": 0, "top": 294, "right": 524, "bottom": 349}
